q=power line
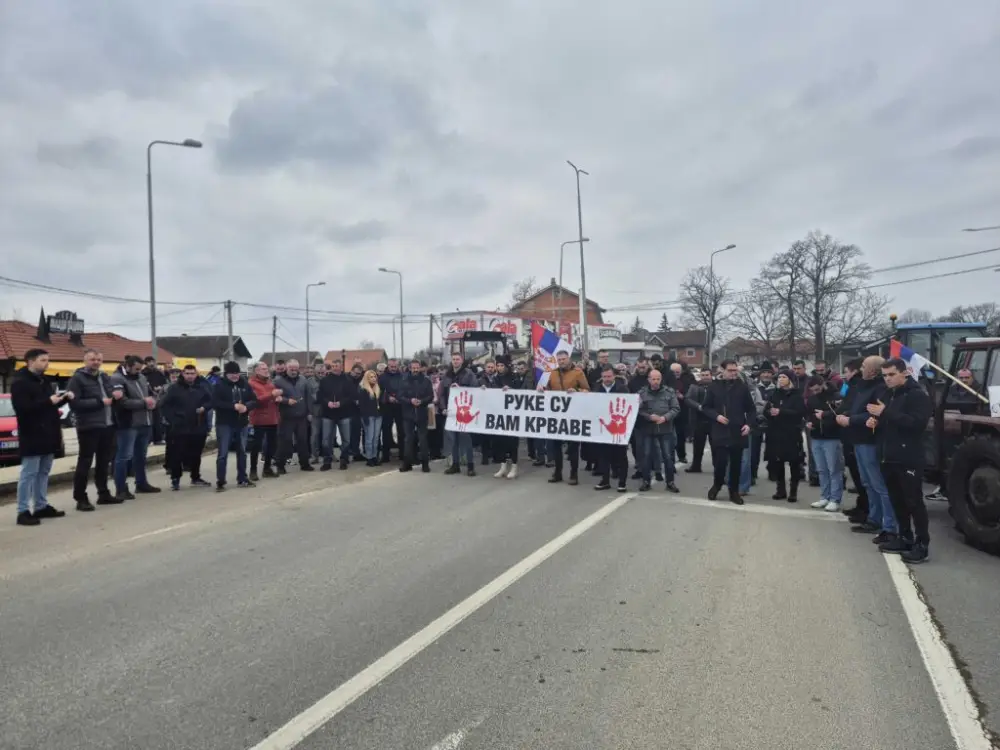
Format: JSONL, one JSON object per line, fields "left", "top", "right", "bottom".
{"left": 0, "top": 275, "right": 217, "bottom": 306}
{"left": 869, "top": 246, "right": 1000, "bottom": 274}
{"left": 91, "top": 302, "right": 221, "bottom": 327}
{"left": 864, "top": 262, "right": 1000, "bottom": 290}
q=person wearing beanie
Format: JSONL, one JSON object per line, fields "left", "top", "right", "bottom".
{"left": 211, "top": 361, "right": 258, "bottom": 491}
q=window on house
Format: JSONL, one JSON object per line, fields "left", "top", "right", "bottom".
{"left": 686, "top": 348, "right": 695, "bottom": 357}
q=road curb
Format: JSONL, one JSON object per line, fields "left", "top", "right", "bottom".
{"left": 0, "top": 439, "right": 218, "bottom": 504}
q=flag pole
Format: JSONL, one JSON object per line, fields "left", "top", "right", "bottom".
{"left": 892, "top": 338, "right": 988, "bottom": 404}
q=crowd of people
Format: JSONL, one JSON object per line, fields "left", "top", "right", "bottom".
{"left": 9, "top": 344, "right": 934, "bottom": 562}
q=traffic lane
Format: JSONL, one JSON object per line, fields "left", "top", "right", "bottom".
{"left": 913, "top": 500, "right": 1000, "bottom": 742}
{"left": 0, "top": 464, "right": 613, "bottom": 750}
{"left": 303, "top": 497, "right": 954, "bottom": 750}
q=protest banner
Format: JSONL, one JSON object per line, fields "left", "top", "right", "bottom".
{"left": 444, "top": 386, "right": 640, "bottom": 445}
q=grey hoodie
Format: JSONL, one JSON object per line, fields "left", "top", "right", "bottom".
{"left": 273, "top": 373, "right": 313, "bottom": 419}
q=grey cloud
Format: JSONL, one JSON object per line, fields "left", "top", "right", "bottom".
{"left": 216, "top": 63, "right": 442, "bottom": 173}
{"left": 949, "top": 136, "right": 1000, "bottom": 162}
{"left": 796, "top": 61, "right": 879, "bottom": 111}
{"left": 325, "top": 220, "right": 390, "bottom": 245}
{"left": 36, "top": 137, "right": 119, "bottom": 169}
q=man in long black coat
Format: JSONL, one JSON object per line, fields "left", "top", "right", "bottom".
{"left": 700, "top": 359, "right": 756, "bottom": 505}
{"left": 10, "top": 348, "right": 70, "bottom": 525}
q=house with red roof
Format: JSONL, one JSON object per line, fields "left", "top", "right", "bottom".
{"left": 0, "top": 309, "right": 174, "bottom": 392}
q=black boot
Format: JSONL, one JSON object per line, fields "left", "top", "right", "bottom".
{"left": 772, "top": 479, "right": 787, "bottom": 500}
{"left": 788, "top": 478, "right": 799, "bottom": 503}
{"left": 421, "top": 461, "right": 430, "bottom": 473}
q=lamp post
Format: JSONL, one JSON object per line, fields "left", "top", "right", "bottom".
{"left": 305, "top": 281, "right": 326, "bottom": 363}
{"left": 147, "top": 138, "right": 203, "bottom": 362}
{"left": 379, "top": 268, "right": 404, "bottom": 358}
{"left": 558, "top": 237, "right": 589, "bottom": 333}
{"left": 705, "top": 243, "right": 736, "bottom": 368}
{"left": 566, "top": 160, "right": 590, "bottom": 359}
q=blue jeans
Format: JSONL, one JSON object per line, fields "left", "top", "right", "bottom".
{"left": 216, "top": 423, "right": 249, "bottom": 485}
{"left": 739, "top": 436, "right": 753, "bottom": 493}
{"left": 643, "top": 432, "right": 676, "bottom": 483}
{"left": 362, "top": 416, "right": 382, "bottom": 459}
{"left": 812, "top": 438, "right": 844, "bottom": 502}
{"left": 855, "top": 443, "right": 896, "bottom": 533}
{"left": 17, "top": 454, "right": 54, "bottom": 514}
{"left": 115, "top": 425, "right": 151, "bottom": 493}
{"left": 322, "top": 417, "right": 352, "bottom": 463}
{"left": 446, "top": 430, "right": 474, "bottom": 466}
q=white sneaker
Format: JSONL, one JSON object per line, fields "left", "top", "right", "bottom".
{"left": 494, "top": 461, "right": 511, "bottom": 479}
{"left": 810, "top": 499, "right": 829, "bottom": 509}
{"left": 506, "top": 464, "right": 519, "bottom": 480}
{"left": 824, "top": 501, "right": 842, "bottom": 512}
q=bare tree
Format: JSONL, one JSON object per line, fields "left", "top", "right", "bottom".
{"left": 790, "top": 230, "right": 883, "bottom": 359}
{"left": 357, "top": 339, "right": 380, "bottom": 350}
{"left": 507, "top": 277, "right": 541, "bottom": 311}
{"left": 897, "top": 308, "right": 934, "bottom": 323}
{"left": 678, "top": 265, "right": 733, "bottom": 349}
{"left": 824, "top": 289, "right": 888, "bottom": 348}
{"left": 761, "top": 247, "right": 807, "bottom": 359}
{"left": 938, "top": 302, "right": 1000, "bottom": 336}
{"left": 657, "top": 313, "right": 670, "bottom": 332}
{"left": 730, "top": 285, "right": 786, "bottom": 359}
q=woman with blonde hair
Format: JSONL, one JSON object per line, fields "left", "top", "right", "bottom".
{"left": 358, "top": 370, "right": 384, "bottom": 466}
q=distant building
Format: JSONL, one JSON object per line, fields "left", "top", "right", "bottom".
{"left": 255, "top": 351, "right": 323, "bottom": 368}
{"left": 156, "top": 335, "right": 253, "bottom": 372}
{"left": 324, "top": 348, "right": 390, "bottom": 369}
{"left": 508, "top": 278, "right": 606, "bottom": 326}
{"left": 0, "top": 310, "right": 174, "bottom": 392}
{"left": 623, "top": 328, "right": 709, "bottom": 366}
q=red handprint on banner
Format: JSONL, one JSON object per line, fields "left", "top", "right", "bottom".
{"left": 453, "top": 390, "right": 480, "bottom": 431}
{"left": 599, "top": 397, "right": 633, "bottom": 443}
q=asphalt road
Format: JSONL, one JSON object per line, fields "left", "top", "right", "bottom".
{"left": 1, "top": 455, "right": 998, "bottom": 750}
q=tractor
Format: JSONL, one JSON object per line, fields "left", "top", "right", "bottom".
{"left": 928, "top": 336, "right": 1000, "bottom": 552}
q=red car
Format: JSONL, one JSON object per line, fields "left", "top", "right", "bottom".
{"left": 0, "top": 394, "right": 66, "bottom": 465}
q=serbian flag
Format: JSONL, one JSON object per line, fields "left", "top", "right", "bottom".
{"left": 531, "top": 322, "right": 573, "bottom": 388}
{"left": 890, "top": 339, "right": 932, "bottom": 380}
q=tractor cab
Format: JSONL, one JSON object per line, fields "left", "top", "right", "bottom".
{"left": 452, "top": 330, "right": 510, "bottom": 362}
{"left": 893, "top": 321, "right": 987, "bottom": 375}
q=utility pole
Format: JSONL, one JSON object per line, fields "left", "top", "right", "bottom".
{"left": 391, "top": 318, "right": 397, "bottom": 359}
{"left": 225, "top": 300, "right": 234, "bottom": 363}
{"left": 429, "top": 314, "right": 434, "bottom": 357}
{"left": 567, "top": 161, "right": 589, "bottom": 360}
{"left": 270, "top": 316, "right": 277, "bottom": 367}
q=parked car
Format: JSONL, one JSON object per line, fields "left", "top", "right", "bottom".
{"left": 0, "top": 394, "right": 67, "bottom": 466}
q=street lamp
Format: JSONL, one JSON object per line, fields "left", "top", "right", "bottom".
{"left": 379, "top": 267, "right": 404, "bottom": 358}
{"left": 147, "top": 138, "right": 203, "bottom": 362}
{"left": 558, "top": 238, "right": 589, "bottom": 332}
{"left": 305, "top": 281, "right": 326, "bottom": 363}
{"left": 567, "top": 160, "right": 590, "bottom": 358}
{"left": 706, "top": 243, "right": 737, "bottom": 368}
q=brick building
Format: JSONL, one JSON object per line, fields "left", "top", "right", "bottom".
{"left": 508, "top": 278, "right": 606, "bottom": 326}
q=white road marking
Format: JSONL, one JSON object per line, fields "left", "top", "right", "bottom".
{"left": 647, "top": 492, "right": 849, "bottom": 520}
{"left": 885, "top": 554, "right": 994, "bottom": 750}
{"left": 108, "top": 522, "right": 197, "bottom": 545}
{"left": 248, "top": 494, "right": 636, "bottom": 750}
{"left": 427, "top": 729, "right": 466, "bottom": 750}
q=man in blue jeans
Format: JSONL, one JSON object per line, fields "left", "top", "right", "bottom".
{"left": 440, "top": 353, "right": 479, "bottom": 476}
{"left": 110, "top": 355, "right": 162, "bottom": 500}
{"left": 637, "top": 368, "right": 681, "bottom": 493}
{"left": 211, "top": 361, "right": 258, "bottom": 491}
{"left": 317, "top": 359, "right": 358, "bottom": 471}
{"left": 10, "top": 348, "right": 69, "bottom": 526}
{"left": 839, "top": 355, "right": 897, "bottom": 541}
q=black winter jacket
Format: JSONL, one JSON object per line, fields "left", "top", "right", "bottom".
{"left": 701, "top": 378, "right": 756, "bottom": 448}
{"left": 160, "top": 380, "right": 212, "bottom": 435}
{"left": 876, "top": 378, "right": 932, "bottom": 468}
{"left": 10, "top": 368, "right": 64, "bottom": 456}
{"left": 765, "top": 387, "right": 805, "bottom": 462}
{"left": 358, "top": 386, "right": 383, "bottom": 418}
{"left": 379, "top": 369, "right": 405, "bottom": 409}
{"left": 67, "top": 367, "right": 115, "bottom": 432}
{"left": 806, "top": 389, "right": 841, "bottom": 441}
{"left": 843, "top": 376, "right": 886, "bottom": 446}
{"left": 211, "top": 377, "right": 258, "bottom": 428}
{"left": 318, "top": 373, "right": 360, "bottom": 421}
{"left": 399, "top": 373, "right": 434, "bottom": 423}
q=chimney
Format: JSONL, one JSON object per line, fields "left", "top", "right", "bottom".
{"left": 550, "top": 277, "right": 557, "bottom": 286}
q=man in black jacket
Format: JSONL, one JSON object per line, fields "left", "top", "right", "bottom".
{"left": 142, "top": 356, "right": 168, "bottom": 444}
{"left": 160, "top": 365, "right": 212, "bottom": 490}
{"left": 318, "top": 359, "right": 358, "bottom": 471}
{"left": 110, "top": 355, "right": 160, "bottom": 500}
{"left": 379, "top": 359, "right": 405, "bottom": 463}
{"left": 212, "top": 361, "right": 258, "bottom": 491}
{"left": 684, "top": 368, "right": 714, "bottom": 474}
{"left": 701, "top": 359, "right": 755, "bottom": 505}
{"left": 398, "top": 359, "right": 433, "bottom": 472}
{"left": 834, "top": 359, "right": 869, "bottom": 523}
{"left": 593, "top": 366, "right": 633, "bottom": 492}
{"left": 868, "top": 357, "right": 934, "bottom": 563}
{"left": 68, "top": 348, "right": 120, "bottom": 509}
{"left": 11, "top": 348, "right": 70, "bottom": 525}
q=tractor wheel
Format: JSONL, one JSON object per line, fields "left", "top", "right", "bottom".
{"left": 947, "top": 435, "right": 1000, "bottom": 553}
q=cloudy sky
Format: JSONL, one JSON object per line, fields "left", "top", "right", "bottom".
{"left": 2, "top": 0, "right": 998, "bottom": 360}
